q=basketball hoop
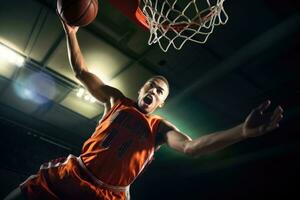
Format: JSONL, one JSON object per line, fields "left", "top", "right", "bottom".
{"left": 140, "top": 0, "right": 229, "bottom": 52}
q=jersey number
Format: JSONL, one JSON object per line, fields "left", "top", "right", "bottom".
{"left": 101, "top": 128, "right": 133, "bottom": 159}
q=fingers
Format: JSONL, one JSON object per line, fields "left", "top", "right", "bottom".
{"left": 270, "top": 106, "right": 283, "bottom": 126}
{"left": 56, "top": 9, "right": 64, "bottom": 22}
{"left": 263, "top": 105, "right": 283, "bottom": 133}
{"left": 56, "top": 13, "right": 79, "bottom": 34}
{"left": 56, "top": 9, "right": 67, "bottom": 28}
{"left": 257, "top": 100, "right": 271, "bottom": 114}
{"left": 271, "top": 106, "right": 283, "bottom": 120}
{"left": 56, "top": 9, "right": 60, "bottom": 16}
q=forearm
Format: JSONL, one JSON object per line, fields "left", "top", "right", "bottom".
{"left": 186, "top": 123, "right": 246, "bottom": 157}
{"left": 65, "top": 32, "right": 88, "bottom": 76}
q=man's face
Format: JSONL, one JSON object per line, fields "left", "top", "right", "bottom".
{"left": 137, "top": 78, "right": 169, "bottom": 114}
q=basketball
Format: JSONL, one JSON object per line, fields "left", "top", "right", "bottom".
{"left": 57, "top": 0, "right": 98, "bottom": 27}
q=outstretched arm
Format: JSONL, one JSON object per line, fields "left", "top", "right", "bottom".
{"left": 59, "top": 17, "right": 124, "bottom": 105}
{"left": 160, "top": 100, "right": 284, "bottom": 157}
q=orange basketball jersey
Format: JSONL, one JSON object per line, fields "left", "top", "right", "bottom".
{"left": 81, "top": 97, "right": 162, "bottom": 186}
{"left": 20, "top": 98, "right": 162, "bottom": 200}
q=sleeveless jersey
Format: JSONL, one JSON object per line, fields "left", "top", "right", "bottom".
{"left": 80, "top": 98, "right": 162, "bottom": 186}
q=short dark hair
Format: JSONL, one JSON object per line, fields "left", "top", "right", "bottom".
{"left": 148, "top": 75, "right": 169, "bottom": 91}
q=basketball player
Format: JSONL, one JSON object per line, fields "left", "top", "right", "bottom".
{"left": 4, "top": 16, "right": 284, "bottom": 200}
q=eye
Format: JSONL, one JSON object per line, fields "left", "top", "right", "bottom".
{"left": 157, "top": 89, "right": 163, "bottom": 95}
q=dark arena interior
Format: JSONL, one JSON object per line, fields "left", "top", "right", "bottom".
{"left": 0, "top": 0, "right": 299, "bottom": 199}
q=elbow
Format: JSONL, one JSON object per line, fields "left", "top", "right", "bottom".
{"left": 74, "top": 69, "right": 87, "bottom": 81}
{"left": 183, "top": 142, "right": 198, "bottom": 158}
{"left": 75, "top": 72, "right": 82, "bottom": 80}
{"left": 183, "top": 142, "right": 205, "bottom": 159}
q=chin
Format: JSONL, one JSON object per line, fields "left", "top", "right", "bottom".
{"left": 142, "top": 106, "right": 153, "bottom": 114}
{"left": 143, "top": 107, "right": 151, "bottom": 113}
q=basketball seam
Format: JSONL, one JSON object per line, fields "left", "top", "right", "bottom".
{"left": 93, "top": 0, "right": 98, "bottom": 20}
{"left": 68, "top": 0, "right": 94, "bottom": 26}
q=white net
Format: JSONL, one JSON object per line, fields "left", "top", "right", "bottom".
{"left": 141, "top": 0, "right": 228, "bottom": 52}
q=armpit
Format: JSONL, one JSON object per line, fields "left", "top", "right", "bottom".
{"left": 155, "top": 120, "right": 176, "bottom": 146}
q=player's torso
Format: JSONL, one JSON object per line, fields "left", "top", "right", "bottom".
{"left": 80, "top": 98, "right": 161, "bottom": 186}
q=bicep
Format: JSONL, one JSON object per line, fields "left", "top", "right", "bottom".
{"left": 77, "top": 70, "right": 124, "bottom": 104}
{"left": 165, "top": 130, "right": 192, "bottom": 153}
{"left": 158, "top": 120, "right": 192, "bottom": 153}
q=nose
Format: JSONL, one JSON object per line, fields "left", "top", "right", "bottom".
{"left": 149, "top": 88, "right": 157, "bottom": 95}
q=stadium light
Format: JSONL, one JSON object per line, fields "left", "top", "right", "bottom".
{"left": 0, "top": 43, "right": 25, "bottom": 67}
{"left": 75, "top": 87, "right": 96, "bottom": 104}
{"left": 76, "top": 88, "right": 85, "bottom": 97}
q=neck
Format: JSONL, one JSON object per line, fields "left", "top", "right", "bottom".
{"left": 134, "top": 102, "right": 152, "bottom": 115}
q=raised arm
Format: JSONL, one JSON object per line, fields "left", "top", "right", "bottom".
{"left": 60, "top": 18, "right": 124, "bottom": 106}
{"left": 159, "top": 100, "right": 284, "bottom": 157}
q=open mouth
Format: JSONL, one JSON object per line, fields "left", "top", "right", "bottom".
{"left": 143, "top": 95, "right": 153, "bottom": 105}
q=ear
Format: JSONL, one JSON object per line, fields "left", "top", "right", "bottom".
{"left": 158, "top": 102, "right": 165, "bottom": 108}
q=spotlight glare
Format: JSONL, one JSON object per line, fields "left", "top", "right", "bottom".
{"left": 16, "top": 56, "right": 25, "bottom": 67}
{"left": 90, "top": 97, "right": 96, "bottom": 103}
{"left": 0, "top": 44, "right": 24, "bottom": 67}
{"left": 76, "top": 88, "right": 85, "bottom": 97}
{"left": 84, "top": 94, "right": 91, "bottom": 101}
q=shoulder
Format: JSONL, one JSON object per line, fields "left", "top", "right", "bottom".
{"left": 158, "top": 119, "right": 180, "bottom": 133}
{"left": 103, "top": 96, "right": 132, "bottom": 116}
{"left": 155, "top": 119, "right": 179, "bottom": 147}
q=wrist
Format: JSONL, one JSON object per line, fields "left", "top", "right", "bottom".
{"left": 65, "top": 30, "right": 76, "bottom": 36}
{"left": 240, "top": 123, "right": 249, "bottom": 139}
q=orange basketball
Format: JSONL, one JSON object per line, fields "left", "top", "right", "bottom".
{"left": 57, "top": 0, "right": 98, "bottom": 27}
